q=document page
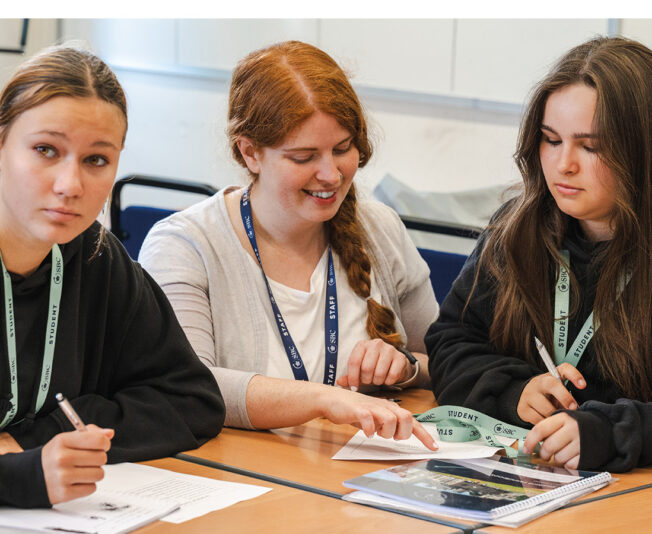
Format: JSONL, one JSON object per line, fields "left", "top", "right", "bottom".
{"left": 333, "top": 423, "right": 515, "bottom": 460}
{"left": 0, "top": 462, "right": 272, "bottom": 533}
{"left": 98, "top": 463, "right": 273, "bottom": 523}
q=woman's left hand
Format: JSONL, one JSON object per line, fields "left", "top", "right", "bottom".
{"left": 337, "top": 339, "right": 412, "bottom": 391}
{"left": 523, "top": 412, "right": 581, "bottom": 469}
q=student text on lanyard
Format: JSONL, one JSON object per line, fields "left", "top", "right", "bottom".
{"left": 240, "top": 187, "right": 338, "bottom": 385}
{"left": 0, "top": 245, "right": 63, "bottom": 429}
{"left": 553, "top": 250, "right": 629, "bottom": 367}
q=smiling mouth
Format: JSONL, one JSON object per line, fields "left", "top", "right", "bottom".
{"left": 305, "top": 190, "right": 335, "bottom": 199}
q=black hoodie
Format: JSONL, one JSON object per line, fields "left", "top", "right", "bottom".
{"left": 0, "top": 222, "right": 225, "bottom": 507}
{"left": 427, "top": 215, "right": 652, "bottom": 472}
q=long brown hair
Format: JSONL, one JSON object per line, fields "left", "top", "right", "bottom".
{"left": 228, "top": 40, "right": 403, "bottom": 348}
{"left": 0, "top": 45, "right": 128, "bottom": 254}
{"left": 476, "top": 36, "right": 652, "bottom": 399}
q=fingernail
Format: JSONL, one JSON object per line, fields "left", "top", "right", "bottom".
{"left": 570, "top": 402, "right": 578, "bottom": 410}
{"left": 578, "top": 379, "right": 586, "bottom": 387}
{"left": 350, "top": 386, "right": 357, "bottom": 392}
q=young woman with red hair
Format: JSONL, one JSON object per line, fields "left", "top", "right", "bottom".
{"left": 140, "top": 41, "right": 438, "bottom": 447}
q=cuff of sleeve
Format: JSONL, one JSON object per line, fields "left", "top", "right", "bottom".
{"left": 7, "top": 413, "right": 64, "bottom": 451}
{"left": 0, "top": 447, "right": 50, "bottom": 507}
{"left": 498, "top": 377, "right": 532, "bottom": 427}
{"left": 563, "top": 408, "right": 615, "bottom": 470}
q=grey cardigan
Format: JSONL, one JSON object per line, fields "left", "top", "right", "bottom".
{"left": 139, "top": 187, "right": 438, "bottom": 428}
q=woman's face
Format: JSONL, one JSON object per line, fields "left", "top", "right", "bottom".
{"left": 244, "top": 111, "right": 360, "bottom": 229}
{"left": 0, "top": 96, "right": 125, "bottom": 252}
{"left": 539, "top": 83, "right": 617, "bottom": 241}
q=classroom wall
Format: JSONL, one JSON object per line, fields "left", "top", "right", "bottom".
{"left": 1, "top": 19, "right": 651, "bottom": 212}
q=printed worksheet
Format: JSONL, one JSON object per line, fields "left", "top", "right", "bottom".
{"left": 332, "top": 423, "right": 515, "bottom": 460}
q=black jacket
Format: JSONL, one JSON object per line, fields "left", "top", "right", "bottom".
{"left": 426, "top": 219, "right": 652, "bottom": 472}
{"left": 0, "top": 223, "right": 225, "bottom": 507}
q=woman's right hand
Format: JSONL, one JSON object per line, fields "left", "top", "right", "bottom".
{"left": 41, "top": 425, "right": 114, "bottom": 505}
{"left": 318, "top": 387, "right": 438, "bottom": 450}
{"left": 517, "top": 363, "right": 586, "bottom": 424}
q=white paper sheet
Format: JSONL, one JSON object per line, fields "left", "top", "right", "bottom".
{"left": 0, "top": 462, "right": 272, "bottom": 533}
{"left": 332, "top": 423, "right": 515, "bottom": 460}
{"left": 98, "top": 463, "right": 272, "bottom": 524}
{"left": 0, "top": 490, "right": 178, "bottom": 534}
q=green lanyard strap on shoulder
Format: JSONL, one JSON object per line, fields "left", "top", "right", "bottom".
{"left": 554, "top": 250, "right": 630, "bottom": 368}
{"left": 0, "top": 245, "right": 63, "bottom": 429}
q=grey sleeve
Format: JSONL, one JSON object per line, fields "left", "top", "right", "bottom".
{"left": 139, "top": 220, "right": 256, "bottom": 429}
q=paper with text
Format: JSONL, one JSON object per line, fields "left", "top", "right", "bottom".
{"left": 332, "top": 423, "right": 515, "bottom": 460}
{"left": 98, "top": 463, "right": 272, "bottom": 524}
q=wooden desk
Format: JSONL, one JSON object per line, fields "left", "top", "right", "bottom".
{"left": 180, "top": 388, "right": 652, "bottom": 530}
{"left": 135, "top": 457, "right": 463, "bottom": 534}
{"left": 182, "top": 389, "right": 438, "bottom": 495}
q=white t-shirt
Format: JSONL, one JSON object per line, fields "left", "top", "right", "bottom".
{"left": 260, "top": 248, "right": 381, "bottom": 383}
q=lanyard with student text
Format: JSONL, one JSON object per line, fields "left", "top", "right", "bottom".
{"left": 416, "top": 406, "right": 530, "bottom": 458}
{"left": 240, "top": 187, "right": 338, "bottom": 384}
{"left": 553, "top": 250, "right": 630, "bottom": 367}
{"left": 0, "top": 245, "right": 63, "bottom": 429}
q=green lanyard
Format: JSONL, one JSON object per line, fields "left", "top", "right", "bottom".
{"left": 553, "top": 250, "right": 630, "bottom": 367}
{"left": 0, "top": 245, "right": 63, "bottom": 429}
{"left": 416, "top": 406, "right": 530, "bottom": 458}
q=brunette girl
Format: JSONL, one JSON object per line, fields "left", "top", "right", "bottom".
{"left": 427, "top": 36, "right": 652, "bottom": 471}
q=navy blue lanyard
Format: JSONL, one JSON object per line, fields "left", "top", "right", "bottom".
{"left": 240, "top": 187, "right": 339, "bottom": 384}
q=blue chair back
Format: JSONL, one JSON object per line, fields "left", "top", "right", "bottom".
{"left": 120, "top": 206, "right": 175, "bottom": 259}
{"left": 416, "top": 248, "right": 468, "bottom": 302}
{"left": 111, "top": 175, "right": 217, "bottom": 259}
{"left": 399, "top": 215, "right": 481, "bottom": 302}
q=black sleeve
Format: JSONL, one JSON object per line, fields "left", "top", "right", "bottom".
{"left": 426, "top": 236, "right": 541, "bottom": 427}
{"left": 0, "top": 447, "right": 50, "bottom": 507}
{"left": 561, "top": 398, "right": 652, "bottom": 472}
{"left": 9, "top": 267, "right": 226, "bottom": 463}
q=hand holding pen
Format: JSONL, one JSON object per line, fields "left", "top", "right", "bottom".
{"left": 516, "top": 338, "right": 587, "bottom": 425}
{"left": 41, "top": 394, "right": 114, "bottom": 505}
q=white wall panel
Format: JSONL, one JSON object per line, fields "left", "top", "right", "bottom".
{"left": 621, "top": 19, "right": 652, "bottom": 48}
{"left": 320, "top": 19, "right": 454, "bottom": 94}
{"left": 454, "top": 19, "right": 609, "bottom": 104}
{"left": 178, "top": 19, "right": 319, "bottom": 70}
{"left": 61, "top": 19, "right": 176, "bottom": 66}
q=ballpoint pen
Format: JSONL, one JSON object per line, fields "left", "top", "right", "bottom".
{"left": 55, "top": 393, "right": 87, "bottom": 432}
{"left": 534, "top": 337, "right": 562, "bottom": 382}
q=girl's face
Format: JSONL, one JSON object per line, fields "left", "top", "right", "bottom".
{"left": 539, "top": 83, "right": 617, "bottom": 241}
{"left": 0, "top": 96, "right": 125, "bottom": 253}
{"left": 241, "top": 111, "right": 360, "bottom": 230}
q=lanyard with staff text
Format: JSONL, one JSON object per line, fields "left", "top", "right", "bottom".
{"left": 553, "top": 250, "right": 630, "bottom": 367}
{"left": 0, "top": 245, "right": 63, "bottom": 429}
{"left": 415, "top": 406, "right": 530, "bottom": 458}
{"left": 240, "top": 187, "right": 338, "bottom": 384}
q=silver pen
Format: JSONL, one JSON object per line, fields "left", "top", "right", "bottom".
{"left": 534, "top": 337, "right": 562, "bottom": 382}
{"left": 55, "top": 393, "right": 87, "bottom": 432}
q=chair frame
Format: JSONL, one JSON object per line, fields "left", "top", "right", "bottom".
{"left": 110, "top": 174, "right": 218, "bottom": 242}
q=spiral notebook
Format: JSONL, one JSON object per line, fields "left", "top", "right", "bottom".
{"left": 343, "top": 456, "right": 611, "bottom": 525}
